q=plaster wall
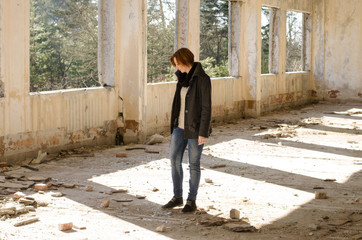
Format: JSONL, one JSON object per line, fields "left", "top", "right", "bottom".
{"left": 321, "top": 0, "right": 361, "bottom": 100}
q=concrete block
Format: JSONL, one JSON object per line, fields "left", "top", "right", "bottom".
{"left": 58, "top": 222, "right": 73, "bottom": 231}
{"left": 34, "top": 183, "right": 48, "bottom": 191}
{"left": 230, "top": 209, "right": 240, "bottom": 219}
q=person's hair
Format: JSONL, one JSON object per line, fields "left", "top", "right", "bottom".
{"left": 170, "top": 48, "right": 194, "bottom": 67}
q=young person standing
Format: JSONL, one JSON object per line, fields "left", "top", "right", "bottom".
{"left": 162, "top": 48, "right": 212, "bottom": 213}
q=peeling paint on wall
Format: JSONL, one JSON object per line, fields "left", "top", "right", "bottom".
{"left": 0, "top": 136, "right": 4, "bottom": 156}
{"left": 323, "top": 0, "right": 361, "bottom": 96}
{"left": 212, "top": 101, "right": 244, "bottom": 120}
{"left": 328, "top": 90, "right": 340, "bottom": 98}
{"left": 125, "top": 120, "right": 139, "bottom": 134}
{"left": 176, "top": 0, "right": 189, "bottom": 49}
{"left": 309, "top": 90, "right": 317, "bottom": 98}
{"left": 0, "top": 83, "right": 4, "bottom": 97}
{"left": 247, "top": 100, "right": 256, "bottom": 109}
{"left": 1, "top": 119, "right": 117, "bottom": 160}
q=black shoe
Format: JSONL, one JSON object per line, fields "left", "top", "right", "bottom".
{"left": 162, "top": 196, "right": 183, "bottom": 209}
{"left": 181, "top": 199, "right": 197, "bottom": 213}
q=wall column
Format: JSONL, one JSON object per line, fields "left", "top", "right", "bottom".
{"left": 114, "top": 0, "right": 147, "bottom": 143}
{"left": 98, "top": 0, "right": 115, "bottom": 87}
{"left": 242, "top": 0, "right": 262, "bottom": 117}
{"left": 0, "top": 0, "right": 29, "bottom": 136}
{"left": 175, "top": 0, "right": 200, "bottom": 60}
{"left": 229, "top": 1, "right": 243, "bottom": 77}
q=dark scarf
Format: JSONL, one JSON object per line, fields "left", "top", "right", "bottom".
{"left": 171, "top": 63, "right": 197, "bottom": 130}
{"left": 176, "top": 63, "right": 197, "bottom": 88}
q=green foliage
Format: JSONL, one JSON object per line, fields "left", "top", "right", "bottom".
{"left": 30, "top": 0, "right": 99, "bottom": 92}
{"left": 146, "top": 0, "right": 230, "bottom": 83}
{"left": 200, "top": 0, "right": 229, "bottom": 77}
{"left": 200, "top": 57, "right": 228, "bottom": 78}
{"left": 147, "top": 0, "right": 175, "bottom": 83}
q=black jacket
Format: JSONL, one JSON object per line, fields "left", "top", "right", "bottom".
{"left": 170, "top": 62, "right": 212, "bottom": 139}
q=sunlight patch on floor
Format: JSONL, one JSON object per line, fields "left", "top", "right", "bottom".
{"left": 89, "top": 157, "right": 316, "bottom": 228}
{"left": 1, "top": 191, "right": 173, "bottom": 240}
{"left": 206, "top": 139, "right": 362, "bottom": 183}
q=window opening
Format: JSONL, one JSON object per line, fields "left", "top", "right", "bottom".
{"left": 261, "top": 7, "right": 271, "bottom": 74}
{"left": 200, "top": 0, "right": 229, "bottom": 78}
{"left": 147, "top": 0, "right": 176, "bottom": 83}
{"left": 286, "top": 11, "right": 303, "bottom": 72}
{"left": 30, "top": 0, "right": 100, "bottom": 92}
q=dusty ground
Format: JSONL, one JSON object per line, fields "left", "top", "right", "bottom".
{"left": 0, "top": 101, "right": 361, "bottom": 240}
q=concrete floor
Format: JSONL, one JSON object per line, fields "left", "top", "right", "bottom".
{"left": 0, "top": 101, "right": 361, "bottom": 240}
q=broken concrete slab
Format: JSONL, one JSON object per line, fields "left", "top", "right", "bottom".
{"left": 19, "top": 198, "right": 35, "bottom": 206}
{"left": 111, "top": 189, "right": 128, "bottom": 194}
{"left": 51, "top": 192, "right": 64, "bottom": 197}
{"left": 223, "top": 223, "right": 257, "bottom": 232}
{"left": 14, "top": 217, "right": 39, "bottom": 227}
{"left": 145, "top": 149, "right": 160, "bottom": 154}
{"left": 199, "top": 218, "right": 227, "bottom": 227}
{"left": 0, "top": 182, "right": 25, "bottom": 189}
{"left": 27, "top": 176, "right": 48, "bottom": 182}
{"left": 72, "top": 153, "right": 95, "bottom": 157}
{"left": 136, "top": 195, "right": 146, "bottom": 199}
{"left": 112, "top": 199, "right": 133, "bottom": 202}
{"left": 73, "top": 224, "right": 87, "bottom": 230}
{"left": 210, "top": 164, "right": 226, "bottom": 169}
{"left": 21, "top": 165, "right": 39, "bottom": 171}
{"left": 324, "top": 178, "right": 336, "bottom": 182}
{"left": 32, "top": 150, "right": 47, "bottom": 164}
{"left": 19, "top": 181, "right": 35, "bottom": 189}
{"left": 144, "top": 134, "right": 164, "bottom": 145}
{"left": 0, "top": 207, "right": 16, "bottom": 215}
{"left": 63, "top": 183, "right": 75, "bottom": 188}
{"left": 36, "top": 200, "right": 49, "bottom": 207}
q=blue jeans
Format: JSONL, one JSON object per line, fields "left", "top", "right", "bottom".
{"left": 170, "top": 127, "right": 204, "bottom": 201}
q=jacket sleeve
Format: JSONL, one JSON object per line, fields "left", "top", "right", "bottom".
{"left": 198, "top": 75, "right": 212, "bottom": 138}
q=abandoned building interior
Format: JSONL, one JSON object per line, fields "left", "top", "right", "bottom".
{"left": 0, "top": 0, "right": 361, "bottom": 239}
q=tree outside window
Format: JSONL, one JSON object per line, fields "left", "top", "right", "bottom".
{"left": 147, "top": 0, "right": 176, "bottom": 83}
{"left": 200, "top": 0, "right": 229, "bottom": 78}
{"left": 261, "top": 7, "right": 271, "bottom": 74}
{"left": 30, "top": 0, "right": 100, "bottom": 92}
{"left": 286, "top": 11, "right": 303, "bottom": 72}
